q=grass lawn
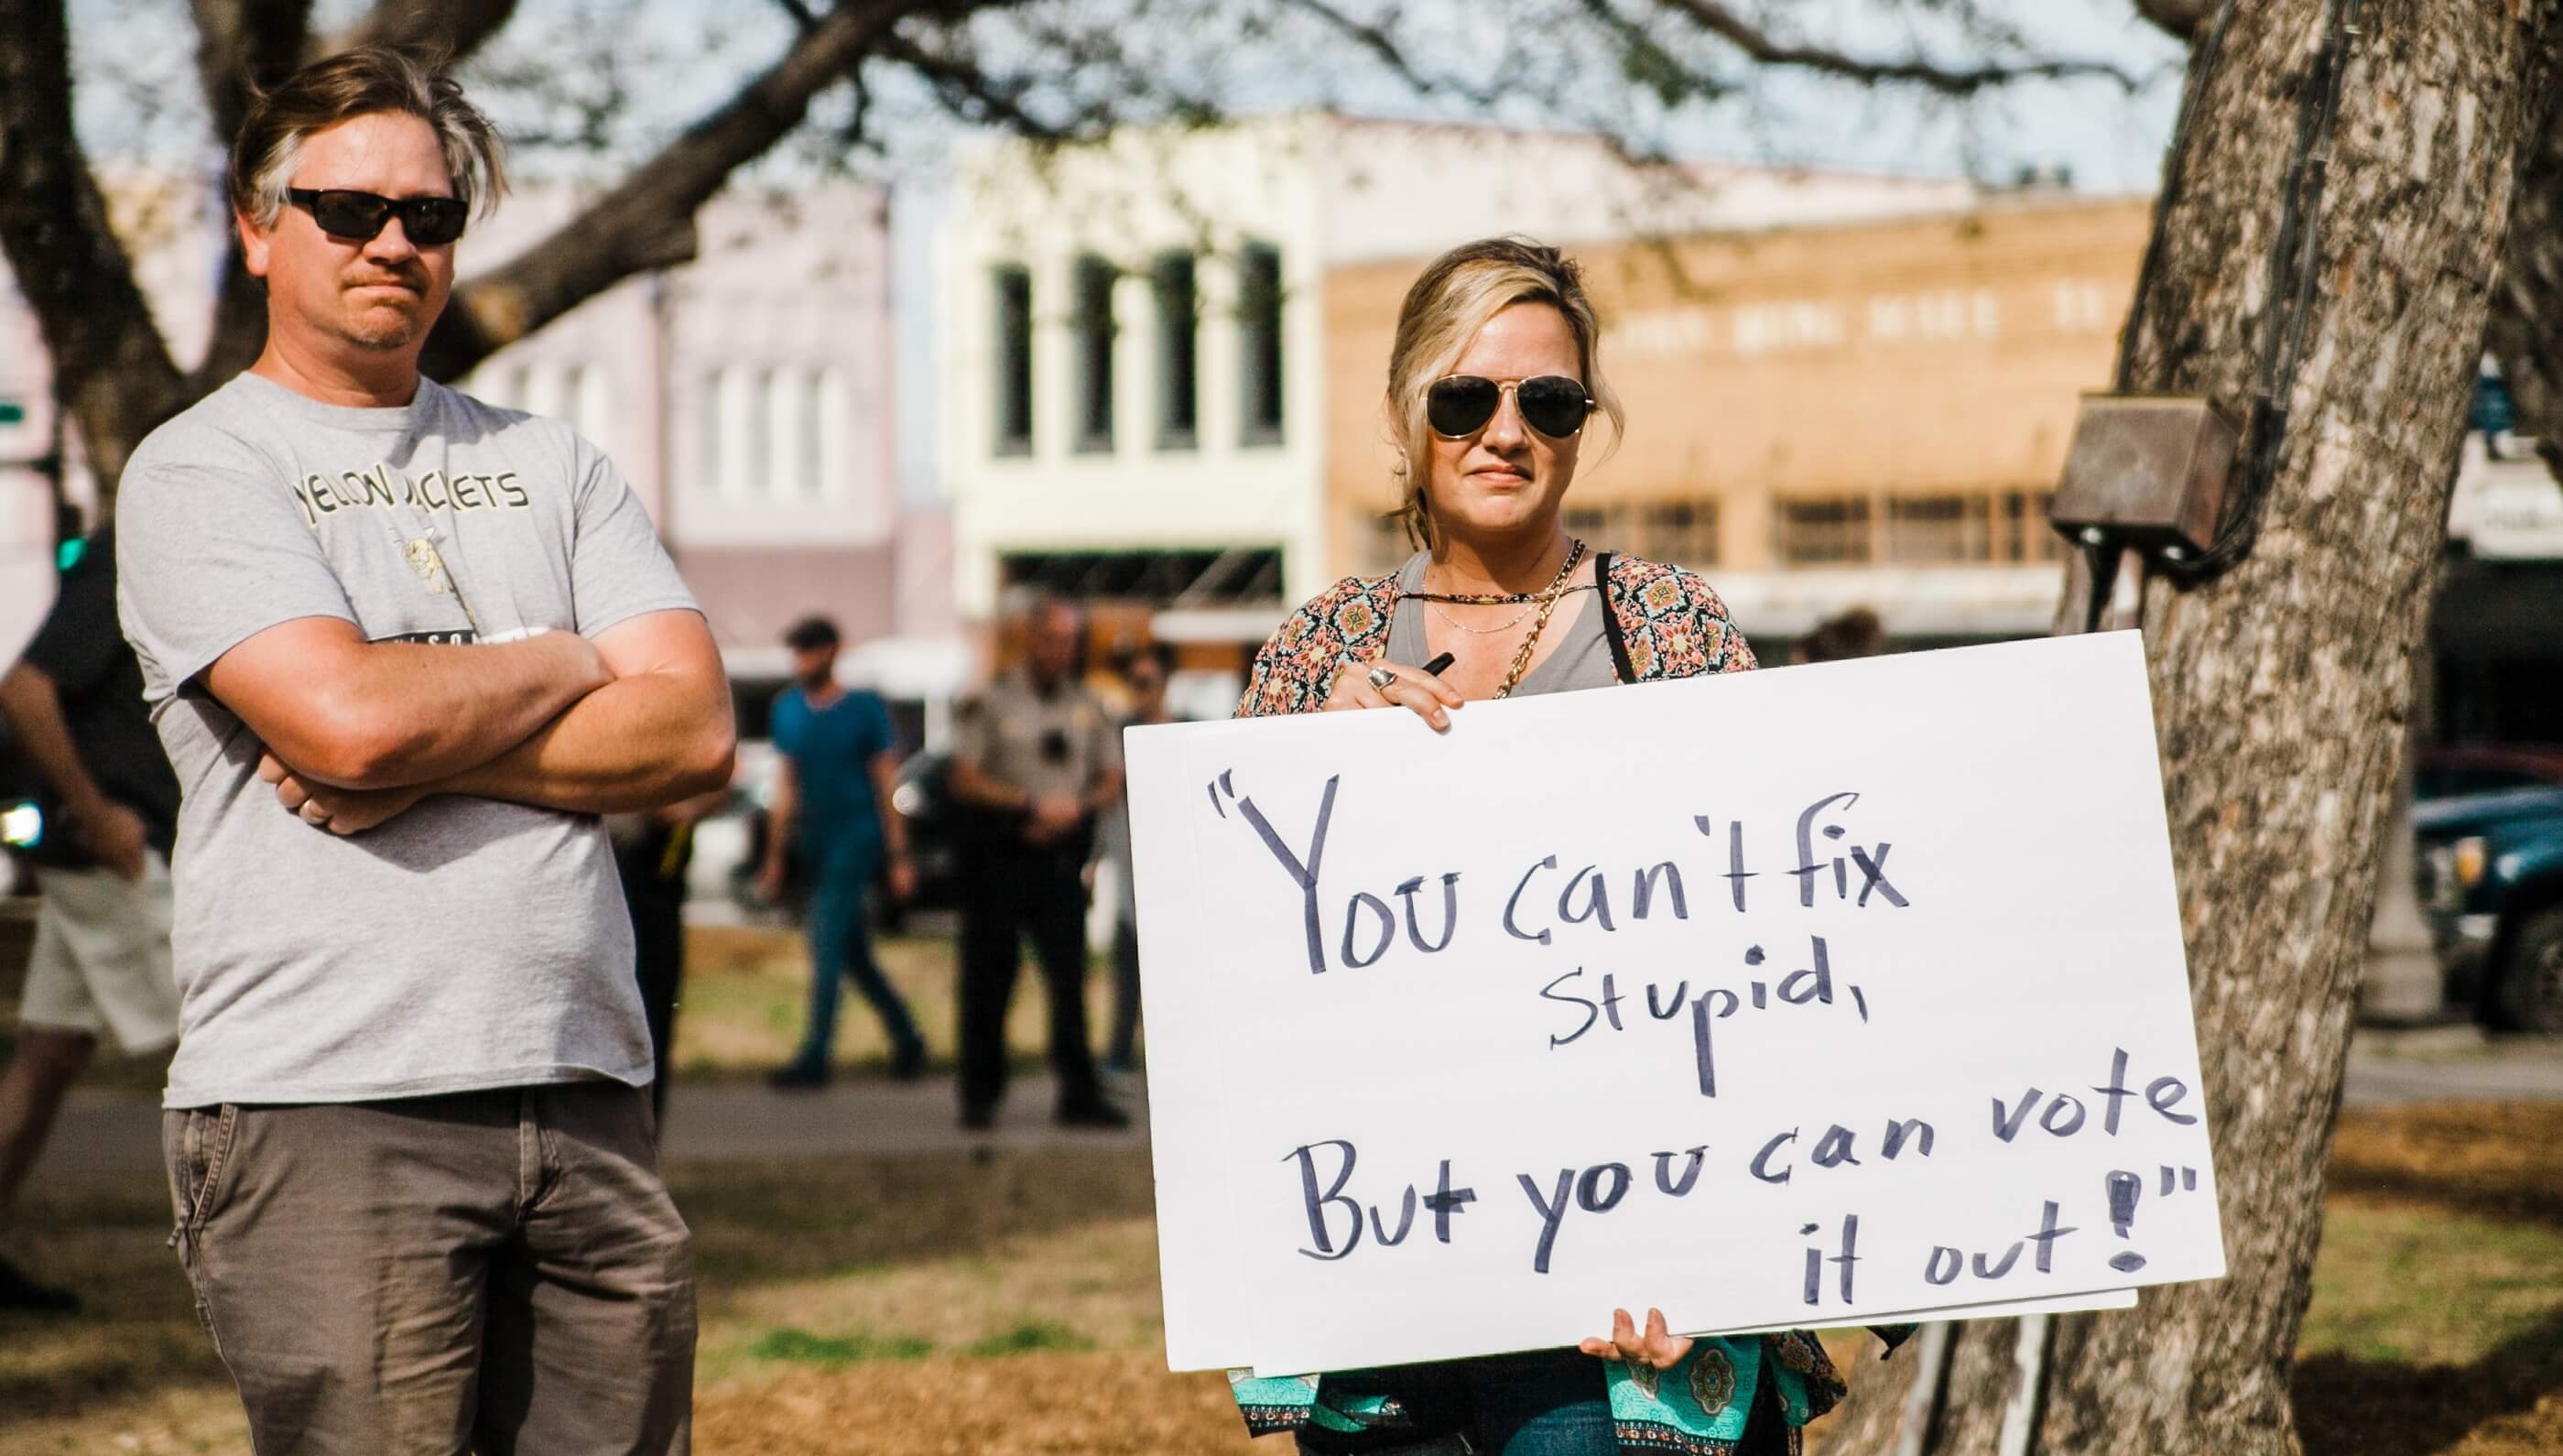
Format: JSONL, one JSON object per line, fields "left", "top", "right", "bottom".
{"left": 5, "top": 929, "right": 2559, "bottom": 1452}
{"left": 0, "top": 922, "right": 1128, "bottom": 1092}
{"left": 672, "top": 923, "right": 1133, "bottom": 1081}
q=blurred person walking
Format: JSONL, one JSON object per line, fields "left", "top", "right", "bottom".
{"left": 1097, "top": 640, "right": 1178, "bottom": 1075}
{"left": 116, "top": 49, "right": 730, "bottom": 1452}
{"left": 757, "top": 614, "right": 926, "bottom": 1087}
{"left": 949, "top": 597, "right": 1128, "bottom": 1130}
{"left": 0, "top": 528, "right": 181, "bottom": 1312}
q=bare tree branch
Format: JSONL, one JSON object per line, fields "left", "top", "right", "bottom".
{"left": 419, "top": 0, "right": 989, "bottom": 379}
{"left": 190, "top": 0, "right": 313, "bottom": 145}
{"left": 0, "top": 0, "right": 190, "bottom": 488}
{"left": 1652, "top": 0, "right": 2153, "bottom": 95}
{"left": 1267, "top": 0, "right": 1500, "bottom": 109}
{"left": 326, "top": 0, "right": 524, "bottom": 61}
{"left": 766, "top": 0, "right": 822, "bottom": 30}
{"left": 1573, "top": 0, "right": 1736, "bottom": 111}
{"left": 190, "top": 0, "right": 316, "bottom": 390}
{"left": 875, "top": 29, "right": 1076, "bottom": 142}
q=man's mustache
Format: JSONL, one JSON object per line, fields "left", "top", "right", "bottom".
{"left": 342, "top": 267, "right": 428, "bottom": 292}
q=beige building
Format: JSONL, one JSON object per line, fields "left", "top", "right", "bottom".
{"left": 935, "top": 115, "right": 1976, "bottom": 685}
{"left": 1325, "top": 194, "right": 2156, "bottom": 644}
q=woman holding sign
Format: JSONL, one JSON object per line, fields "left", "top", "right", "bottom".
{"left": 1230, "top": 237, "right": 1906, "bottom": 1454}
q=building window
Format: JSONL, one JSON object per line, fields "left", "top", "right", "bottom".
{"left": 764, "top": 366, "right": 803, "bottom": 495}
{"left": 1560, "top": 500, "right": 1717, "bottom": 565}
{"left": 1238, "top": 242, "right": 1285, "bottom": 446}
{"left": 1000, "top": 548, "right": 1285, "bottom": 604}
{"left": 993, "top": 265, "right": 1034, "bottom": 457}
{"left": 809, "top": 368, "right": 842, "bottom": 499}
{"left": 2005, "top": 490, "right": 2067, "bottom": 562}
{"left": 520, "top": 364, "right": 560, "bottom": 423}
{"left": 715, "top": 367, "right": 756, "bottom": 497}
{"left": 1360, "top": 510, "right": 1415, "bottom": 575}
{"left": 1885, "top": 494, "right": 1989, "bottom": 564}
{"left": 1775, "top": 496, "right": 1873, "bottom": 566}
{"left": 1561, "top": 502, "right": 1630, "bottom": 548}
{"left": 1073, "top": 255, "right": 1117, "bottom": 454}
{"left": 1639, "top": 500, "right": 1719, "bottom": 566}
{"left": 573, "top": 364, "right": 612, "bottom": 455}
{"left": 699, "top": 371, "right": 722, "bottom": 488}
{"left": 1154, "top": 252, "right": 1199, "bottom": 451}
{"left": 1884, "top": 490, "right": 2069, "bottom": 564}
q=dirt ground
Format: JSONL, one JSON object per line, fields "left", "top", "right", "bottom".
{"left": 4, "top": 920, "right": 2556, "bottom": 1455}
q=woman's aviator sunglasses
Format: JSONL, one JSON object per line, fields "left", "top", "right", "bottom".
{"left": 286, "top": 189, "right": 469, "bottom": 246}
{"left": 1426, "top": 375, "right": 1596, "bottom": 440}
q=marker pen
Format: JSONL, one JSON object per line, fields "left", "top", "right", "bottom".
{"left": 1422, "top": 651, "right": 1456, "bottom": 677}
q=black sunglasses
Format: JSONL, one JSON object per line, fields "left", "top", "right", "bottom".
{"left": 1426, "top": 375, "right": 1595, "bottom": 440}
{"left": 285, "top": 189, "right": 469, "bottom": 246}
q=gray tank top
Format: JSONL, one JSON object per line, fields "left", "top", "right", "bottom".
{"left": 1385, "top": 549, "right": 1619, "bottom": 697}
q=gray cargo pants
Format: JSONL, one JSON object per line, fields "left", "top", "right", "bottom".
{"left": 164, "top": 1081, "right": 695, "bottom": 1454}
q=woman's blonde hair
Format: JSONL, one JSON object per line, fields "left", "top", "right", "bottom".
{"left": 1385, "top": 236, "right": 1623, "bottom": 549}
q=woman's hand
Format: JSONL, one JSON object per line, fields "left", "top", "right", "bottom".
{"left": 1323, "top": 659, "right": 1462, "bottom": 732}
{"left": 1579, "top": 1307, "right": 1694, "bottom": 1370}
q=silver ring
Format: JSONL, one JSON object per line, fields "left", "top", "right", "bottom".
{"left": 1365, "top": 665, "right": 1399, "bottom": 692}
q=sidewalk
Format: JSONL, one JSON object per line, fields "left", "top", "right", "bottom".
{"left": 38, "top": 1034, "right": 2559, "bottom": 1179}
{"left": 43, "top": 1073, "right": 1151, "bottom": 1177}
{"left": 2342, "top": 1029, "right": 2563, "bottom": 1106}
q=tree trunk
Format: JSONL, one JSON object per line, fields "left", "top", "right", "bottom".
{"left": 0, "top": 0, "right": 191, "bottom": 490}
{"left": 1826, "top": 3, "right": 2563, "bottom": 1453}
{"left": 2483, "top": 94, "right": 2563, "bottom": 468}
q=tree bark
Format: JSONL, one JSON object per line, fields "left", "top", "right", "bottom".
{"left": 0, "top": 0, "right": 190, "bottom": 490}
{"left": 1828, "top": 3, "right": 2563, "bottom": 1453}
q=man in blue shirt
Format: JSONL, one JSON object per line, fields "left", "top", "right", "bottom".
{"left": 759, "top": 616, "right": 925, "bottom": 1085}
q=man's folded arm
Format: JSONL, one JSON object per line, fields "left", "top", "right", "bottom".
{"left": 437, "top": 609, "right": 736, "bottom": 816}
{"left": 205, "top": 617, "right": 614, "bottom": 790}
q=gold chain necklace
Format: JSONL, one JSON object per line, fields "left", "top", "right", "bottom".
{"left": 1493, "top": 539, "right": 1587, "bottom": 700}
{"left": 1429, "top": 599, "right": 1533, "bottom": 635}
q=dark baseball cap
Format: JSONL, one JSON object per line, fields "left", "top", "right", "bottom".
{"left": 782, "top": 615, "right": 842, "bottom": 651}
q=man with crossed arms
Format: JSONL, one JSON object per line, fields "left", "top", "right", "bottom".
{"left": 117, "top": 49, "right": 730, "bottom": 1451}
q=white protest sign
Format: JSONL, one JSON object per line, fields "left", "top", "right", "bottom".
{"left": 1129, "top": 632, "right": 2224, "bottom": 1376}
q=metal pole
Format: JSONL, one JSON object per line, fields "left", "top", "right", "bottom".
{"left": 1995, "top": 1312, "right": 2052, "bottom": 1456}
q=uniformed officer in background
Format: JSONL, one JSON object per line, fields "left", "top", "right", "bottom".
{"left": 947, "top": 596, "right": 1128, "bottom": 1131}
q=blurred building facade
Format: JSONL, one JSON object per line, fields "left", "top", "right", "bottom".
{"left": 1327, "top": 193, "right": 2150, "bottom": 647}
{"left": 461, "top": 183, "right": 959, "bottom": 692}
{"left": 935, "top": 114, "right": 1977, "bottom": 679}
{"left": 2438, "top": 427, "right": 2563, "bottom": 744}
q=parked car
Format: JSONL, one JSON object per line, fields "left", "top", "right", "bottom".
{"left": 2413, "top": 744, "right": 2563, "bottom": 1030}
{"left": 882, "top": 749, "right": 962, "bottom": 926}
{"left": 2415, "top": 744, "right": 2563, "bottom": 802}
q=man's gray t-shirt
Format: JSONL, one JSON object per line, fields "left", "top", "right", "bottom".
{"left": 117, "top": 373, "right": 700, "bottom": 1109}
